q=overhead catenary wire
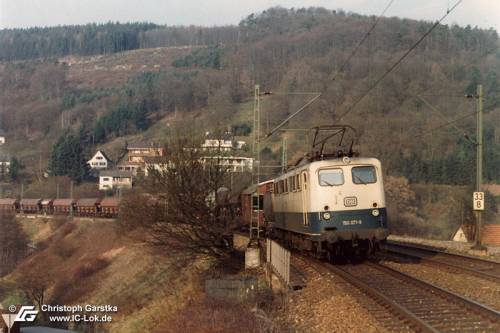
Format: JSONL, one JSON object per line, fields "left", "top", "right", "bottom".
{"left": 250, "top": 0, "right": 396, "bottom": 158}
{"left": 262, "top": 92, "right": 322, "bottom": 140}
{"left": 330, "top": 0, "right": 397, "bottom": 83}
{"left": 417, "top": 89, "right": 500, "bottom": 140}
{"left": 417, "top": 95, "right": 472, "bottom": 138}
{"left": 416, "top": 110, "right": 478, "bottom": 138}
{"left": 336, "top": 0, "right": 464, "bottom": 121}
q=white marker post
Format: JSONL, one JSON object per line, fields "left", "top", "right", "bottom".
{"left": 473, "top": 191, "right": 484, "bottom": 211}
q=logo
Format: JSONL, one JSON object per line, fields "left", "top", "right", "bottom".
{"left": 344, "top": 196, "right": 357, "bottom": 207}
{"left": 13, "top": 305, "right": 39, "bottom": 322}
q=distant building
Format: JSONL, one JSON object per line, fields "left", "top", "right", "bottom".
{"left": 117, "top": 161, "right": 144, "bottom": 175}
{"left": 118, "top": 142, "right": 165, "bottom": 175}
{"left": 87, "top": 150, "right": 110, "bottom": 170}
{"left": 0, "top": 155, "right": 10, "bottom": 175}
{"left": 200, "top": 132, "right": 252, "bottom": 172}
{"left": 483, "top": 224, "right": 500, "bottom": 246}
{"left": 144, "top": 156, "right": 169, "bottom": 177}
{"left": 201, "top": 132, "right": 246, "bottom": 151}
{"left": 0, "top": 130, "right": 5, "bottom": 145}
{"left": 99, "top": 170, "right": 133, "bottom": 190}
{"left": 126, "top": 142, "right": 165, "bottom": 163}
{"left": 201, "top": 156, "right": 254, "bottom": 172}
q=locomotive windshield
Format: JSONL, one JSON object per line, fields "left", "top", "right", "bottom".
{"left": 352, "top": 166, "right": 377, "bottom": 184}
{"left": 318, "top": 168, "right": 344, "bottom": 186}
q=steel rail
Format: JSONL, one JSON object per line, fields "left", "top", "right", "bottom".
{"left": 323, "top": 261, "right": 439, "bottom": 333}
{"left": 317, "top": 259, "right": 500, "bottom": 332}
{"left": 365, "top": 262, "right": 500, "bottom": 324}
{"left": 384, "top": 241, "right": 500, "bottom": 283}
{"left": 298, "top": 256, "right": 420, "bottom": 332}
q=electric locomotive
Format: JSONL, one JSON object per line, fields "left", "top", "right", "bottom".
{"left": 264, "top": 125, "right": 389, "bottom": 258}
{"left": 269, "top": 156, "right": 388, "bottom": 258}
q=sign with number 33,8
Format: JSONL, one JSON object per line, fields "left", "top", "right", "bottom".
{"left": 473, "top": 192, "right": 485, "bottom": 211}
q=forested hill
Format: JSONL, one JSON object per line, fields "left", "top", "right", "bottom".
{"left": 0, "top": 22, "right": 239, "bottom": 61}
{"left": 0, "top": 7, "right": 499, "bottom": 186}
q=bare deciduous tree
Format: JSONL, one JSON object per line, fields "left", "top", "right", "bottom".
{"left": 0, "top": 212, "right": 28, "bottom": 276}
{"left": 119, "top": 134, "right": 237, "bottom": 258}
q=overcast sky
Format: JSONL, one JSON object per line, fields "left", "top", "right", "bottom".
{"left": 0, "top": 0, "right": 498, "bottom": 31}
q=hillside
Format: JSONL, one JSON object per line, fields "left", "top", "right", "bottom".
{"left": 0, "top": 7, "right": 499, "bottom": 227}
{"left": 0, "top": 8, "right": 499, "bottom": 187}
{"left": 0, "top": 217, "right": 218, "bottom": 332}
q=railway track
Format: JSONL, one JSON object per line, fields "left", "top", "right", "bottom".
{"left": 308, "top": 258, "right": 500, "bottom": 332}
{"left": 382, "top": 241, "right": 500, "bottom": 283}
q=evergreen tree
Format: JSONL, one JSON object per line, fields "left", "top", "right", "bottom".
{"left": 49, "top": 130, "right": 89, "bottom": 183}
{"left": 8, "top": 157, "right": 21, "bottom": 182}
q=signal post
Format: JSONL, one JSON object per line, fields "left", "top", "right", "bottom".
{"left": 470, "top": 85, "right": 486, "bottom": 251}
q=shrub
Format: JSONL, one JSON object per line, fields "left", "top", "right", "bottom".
{"left": 73, "top": 258, "right": 110, "bottom": 280}
{"left": 58, "top": 222, "right": 76, "bottom": 237}
{"left": 49, "top": 216, "right": 68, "bottom": 231}
{"left": 52, "top": 239, "right": 76, "bottom": 259}
{"left": 158, "top": 298, "right": 264, "bottom": 333}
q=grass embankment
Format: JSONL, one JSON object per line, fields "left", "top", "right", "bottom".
{"left": 0, "top": 217, "right": 214, "bottom": 332}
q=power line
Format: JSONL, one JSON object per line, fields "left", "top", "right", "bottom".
{"left": 417, "top": 93, "right": 500, "bottom": 139}
{"left": 330, "top": 0, "right": 396, "bottom": 83}
{"left": 418, "top": 95, "right": 472, "bottom": 137}
{"left": 262, "top": 93, "right": 322, "bottom": 140}
{"left": 416, "top": 110, "right": 477, "bottom": 138}
{"left": 336, "top": 0, "right": 464, "bottom": 121}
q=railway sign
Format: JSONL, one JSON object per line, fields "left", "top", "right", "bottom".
{"left": 473, "top": 192, "right": 485, "bottom": 211}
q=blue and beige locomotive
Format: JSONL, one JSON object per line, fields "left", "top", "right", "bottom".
{"left": 268, "top": 155, "right": 388, "bottom": 258}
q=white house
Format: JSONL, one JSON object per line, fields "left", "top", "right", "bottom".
{"left": 0, "top": 158, "right": 10, "bottom": 175}
{"left": 201, "top": 132, "right": 246, "bottom": 151}
{"left": 88, "top": 150, "right": 110, "bottom": 170}
{"left": 201, "top": 156, "right": 253, "bottom": 172}
{"left": 0, "top": 130, "right": 5, "bottom": 145}
{"left": 99, "top": 170, "right": 133, "bottom": 190}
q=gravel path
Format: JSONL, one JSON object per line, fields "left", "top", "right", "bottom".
{"left": 275, "top": 257, "right": 404, "bottom": 333}
{"left": 389, "top": 235, "right": 500, "bottom": 260}
{"left": 377, "top": 253, "right": 500, "bottom": 311}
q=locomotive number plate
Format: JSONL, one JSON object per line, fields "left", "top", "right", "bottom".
{"left": 343, "top": 219, "right": 362, "bottom": 226}
{"left": 344, "top": 197, "right": 358, "bottom": 207}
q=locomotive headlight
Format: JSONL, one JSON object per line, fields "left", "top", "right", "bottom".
{"left": 323, "top": 212, "right": 331, "bottom": 220}
{"left": 372, "top": 209, "right": 380, "bottom": 217}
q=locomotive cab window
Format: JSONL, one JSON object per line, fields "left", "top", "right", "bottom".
{"left": 352, "top": 166, "right": 377, "bottom": 184}
{"left": 318, "top": 168, "right": 344, "bottom": 186}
